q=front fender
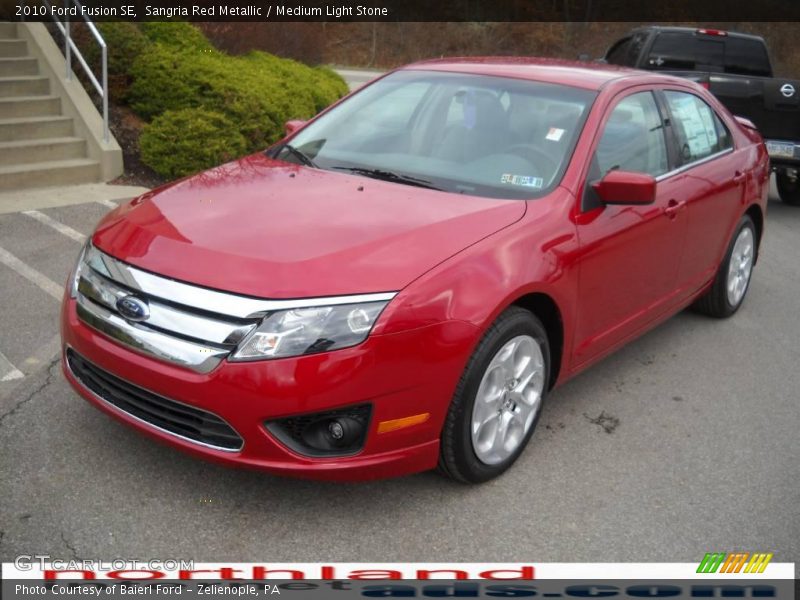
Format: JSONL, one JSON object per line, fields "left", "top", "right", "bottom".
{"left": 375, "top": 190, "right": 581, "bottom": 384}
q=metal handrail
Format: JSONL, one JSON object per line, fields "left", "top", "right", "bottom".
{"left": 25, "top": 0, "right": 109, "bottom": 142}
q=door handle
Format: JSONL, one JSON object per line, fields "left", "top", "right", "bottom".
{"left": 664, "top": 199, "right": 685, "bottom": 219}
{"left": 733, "top": 170, "right": 746, "bottom": 185}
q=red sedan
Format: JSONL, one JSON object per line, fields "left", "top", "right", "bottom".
{"left": 60, "top": 58, "right": 769, "bottom": 483}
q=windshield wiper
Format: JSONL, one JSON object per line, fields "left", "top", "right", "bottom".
{"left": 332, "top": 166, "right": 442, "bottom": 191}
{"left": 278, "top": 143, "right": 318, "bottom": 168}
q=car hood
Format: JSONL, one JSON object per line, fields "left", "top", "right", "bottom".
{"left": 93, "top": 154, "right": 526, "bottom": 299}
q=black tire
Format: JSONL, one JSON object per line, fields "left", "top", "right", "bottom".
{"left": 438, "top": 306, "right": 550, "bottom": 484}
{"left": 776, "top": 172, "right": 800, "bottom": 206}
{"left": 693, "top": 215, "right": 757, "bottom": 318}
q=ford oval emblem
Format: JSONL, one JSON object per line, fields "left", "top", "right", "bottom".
{"left": 780, "top": 83, "right": 796, "bottom": 98}
{"left": 116, "top": 295, "right": 150, "bottom": 322}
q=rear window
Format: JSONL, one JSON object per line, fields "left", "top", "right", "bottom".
{"left": 724, "top": 38, "right": 771, "bottom": 77}
{"left": 646, "top": 32, "right": 771, "bottom": 77}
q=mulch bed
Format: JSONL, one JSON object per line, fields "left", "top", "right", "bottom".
{"left": 107, "top": 104, "right": 166, "bottom": 189}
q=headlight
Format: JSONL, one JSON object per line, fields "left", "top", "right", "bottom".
{"left": 69, "top": 241, "right": 90, "bottom": 298}
{"left": 231, "top": 300, "right": 390, "bottom": 361}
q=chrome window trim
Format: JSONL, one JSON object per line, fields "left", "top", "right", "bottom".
{"left": 655, "top": 147, "right": 734, "bottom": 183}
{"left": 65, "top": 347, "right": 243, "bottom": 453}
{"left": 85, "top": 245, "right": 397, "bottom": 319}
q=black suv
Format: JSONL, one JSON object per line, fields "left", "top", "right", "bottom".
{"left": 605, "top": 26, "right": 800, "bottom": 205}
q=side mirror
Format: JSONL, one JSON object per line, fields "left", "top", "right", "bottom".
{"left": 284, "top": 119, "right": 306, "bottom": 136}
{"left": 592, "top": 170, "right": 656, "bottom": 205}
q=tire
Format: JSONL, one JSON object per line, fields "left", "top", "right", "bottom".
{"left": 438, "top": 306, "right": 550, "bottom": 484}
{"left": 776, "top": 172, "right": 800, "bottom": 206}
{"left": 693, "top": 215, "right": 757, "bottom": 318}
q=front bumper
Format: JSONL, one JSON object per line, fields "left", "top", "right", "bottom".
{"left": 61, "top": 297, "right": 479, "bottom": 481}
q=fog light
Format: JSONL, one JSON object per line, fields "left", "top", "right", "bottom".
{"left": 301, "top": 417, "right": 363, "bottom": 450}
{"left": 321, "top": 417, "right": 362, "bottom": 448}
{"left": 328, "top": 420, "right": 344, "bottom": 440}
{"left": 265, "top": 404, "right": 372, "bottom": 457}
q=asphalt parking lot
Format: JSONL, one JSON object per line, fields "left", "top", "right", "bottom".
{"left": 0, "top": 184, "right": 798, "bottom": 567}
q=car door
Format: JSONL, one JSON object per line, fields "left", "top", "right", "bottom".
{"left": 572, "top": 89, "right": 688, "bottom": 367}
{"left": 660, "top": 90, "right": 745, "bottom": 294}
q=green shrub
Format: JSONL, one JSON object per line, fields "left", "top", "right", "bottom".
{"left": 245, "top": 52, "right": 347, "bottom": 112}
{"left": 80, "top": 22, "right": 147, "bottom": 98}
{"left": 130, "top": 48, "right": 284, "bottom": 148}
{"left": 129, "top": 43, "right": 348, "bottom": 151}
{"left": 127, "top": 23, "right": 349, "bottom": 177}
{"left": 313, "top": 65, "right": 350, "bottom": 100}
{"left": 138, "top": 22, "right": 215, "bottom": 53}
{"left": 140, "top": 108, "right": 248, "bottom": 179}
{"left": 128, "top": 44, "right": 216, "bottom": 117}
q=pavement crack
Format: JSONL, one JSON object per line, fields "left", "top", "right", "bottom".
{"left": 0, "top": 357, "right": 61, "bottom": 428}
{"left": 60, "top": 531, "right": 80, "bottom": 560}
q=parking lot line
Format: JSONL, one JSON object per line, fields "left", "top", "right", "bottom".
{"left": 22, "top": 210, "right": 87, "bottom": 244}
{"left": 0, "top": 350, "right": 24, "bottom": 382}
{"left": 0, "top": 246, "right": 64, "bottom": 301}
{"left": 96, "top": 199, "right": 117, "bottom": 209}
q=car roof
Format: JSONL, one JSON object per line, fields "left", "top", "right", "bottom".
{"left": 399, "top": 56, "right": 685, "bottom": 91}
{"left": 626, "top": 25, "right": 765, "bottom": 43}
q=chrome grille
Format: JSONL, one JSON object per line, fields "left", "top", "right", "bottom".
{"left": 75, "top": 245, "right": 264, "bottom": 373}
{"left": 73, "top": 245, "right": 396, "bottom": 373}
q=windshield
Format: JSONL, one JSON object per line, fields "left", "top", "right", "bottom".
{"left": 276, "top": 70, "right": 596, "bottom": 200}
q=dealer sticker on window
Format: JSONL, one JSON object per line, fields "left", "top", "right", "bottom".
{"left": 501, "top": 174, "right": 544, "bottom": 188}
{"left": 546, "top": 127, "right": 565, "bottom": 142}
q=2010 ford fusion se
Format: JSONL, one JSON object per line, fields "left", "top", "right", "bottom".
{"left": 61, "top": 58, "right": 769, "bottom": 483}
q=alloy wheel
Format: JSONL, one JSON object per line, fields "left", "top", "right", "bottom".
{"left": 726, "top": 226, "right": 754, "bottom": 307}
{"left": 471, "top": 335, "right": 545, "bottom": 465}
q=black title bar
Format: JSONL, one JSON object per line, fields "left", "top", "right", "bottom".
{"left": 3, "top": 0, "right": 800, "bottom": 22}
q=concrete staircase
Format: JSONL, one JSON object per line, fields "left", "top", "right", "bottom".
{"left": 0, "top": 22, "right": 106, "bottom": 191}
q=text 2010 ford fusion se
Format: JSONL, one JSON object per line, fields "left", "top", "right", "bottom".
{"left": 61, "top": 58, "right": 769, "bottom": 483}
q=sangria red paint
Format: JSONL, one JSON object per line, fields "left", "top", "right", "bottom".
{"left": 61, "top": 58, "right": 769, "bottom": 481}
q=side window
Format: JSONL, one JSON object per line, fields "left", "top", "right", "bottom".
{"left": 595, "top": 92, "right": 669, "bottom": 177}
{"left": 664, "top": 91, "right": 732, "bottom": 163}
{"left": 723, "top": 38, "right": 771, "bottom": 77}
{"left": 627, "top": 32, "right": 647, "bottom": 66}
{"left": 606, "top": 38, "right": 632, "bottom": 65}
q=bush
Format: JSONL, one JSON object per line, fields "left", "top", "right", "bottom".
{"left": 128, "top": 44, "right": 215, "bottom": 118}
{"left": 79, "top": 22, "right": 147, "bottom": 98}
{"left": 313, "top": 65, "right": 350, "bottom": 100}
{"left": 129, "top": 40, "right": 348, "bottom": 151}
{"left": 138, "top": 22, "right": 215, "bottom": 53}
{"left": 140, "top": 108, "right": 248, "bottom": 179}
{"left": 127, "top": 23, "right": 349, "bottom": 179}
{"left": 244, "top": 52, "right": 348, "bottom": 112}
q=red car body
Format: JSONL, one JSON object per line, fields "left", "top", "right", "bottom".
{"left": 60, "top": 58, "right": 770, "bottom": 480}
